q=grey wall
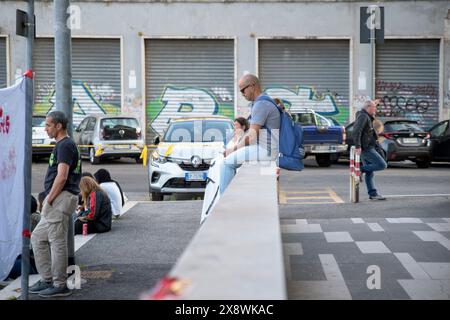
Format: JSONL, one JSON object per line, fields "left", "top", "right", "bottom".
{"left": 1, "top": 0, "right": 449, "bottom": 129}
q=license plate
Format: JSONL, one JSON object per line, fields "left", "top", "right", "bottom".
{"left": 114, "top": 145, "right": 130, "bottom": 150}
{"left": 314, "top": 145, "right": 330, "bottom": 151}
{"left": 32, "top": 139, "right": 44, "bottom": 144}
{"left": 403, "top": 138, "right": 418, "bottom": 144}
{"left": 185, "top": 172, "right": 207, "bottom": 181}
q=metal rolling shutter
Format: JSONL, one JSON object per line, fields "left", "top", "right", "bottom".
{"left": 145, "top": 39, "right": 235, "bottom": 139}
{"left": 259, "top": 40, "right": 350, "bottom": 125}
{"left": 0, "top": 38, "right": 6, "bottom": 88}
{"left": 376, "top": 39, "right": 440, "bottom": 129}
{"left": 33, "top": 38, "right": 121, "bottom": 125}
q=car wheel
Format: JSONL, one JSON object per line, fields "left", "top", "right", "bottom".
{"left": 151, "top": 192, "right": 163, "bottom": 201}
{"left": 416, "top": 159, "right": 430, "bottom": 168}
{"left": 89, "top": 147, "right": 100, "bottom": 165}
{"left": 316, "top": 154, "right": 332, "bottom": 167}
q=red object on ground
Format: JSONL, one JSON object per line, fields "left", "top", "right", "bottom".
{"left": 24, "top": 70, "right": 33, "bottom": 79}
{"left": 141, "top": 276, "right": 190, "bottom": 300}
{"left": 22, "top": 229, "right": 31, "bottom": 238}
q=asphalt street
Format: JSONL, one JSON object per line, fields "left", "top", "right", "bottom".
{"left": 28, "top": 156, "right": 450, "bottom": 299}
{"left": 29, "top": 201, "right": 202, "bottom": 300}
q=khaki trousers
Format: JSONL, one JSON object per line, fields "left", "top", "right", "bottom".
{"left": 31, "top": 191, "right": 78, "bottom": 287}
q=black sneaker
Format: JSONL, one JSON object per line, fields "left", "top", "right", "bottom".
{"left": 38, "top": 284, "right": 73, "bottom": 298}
{"left": 29, "top": 280, "right": 52, "bottom": 294}
{"left": 369, "top": 194, "right": 386, "bottom": 200}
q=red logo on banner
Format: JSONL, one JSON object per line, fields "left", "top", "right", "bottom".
{"left": 0, "top": 106, "right": 11, "bottom": 134}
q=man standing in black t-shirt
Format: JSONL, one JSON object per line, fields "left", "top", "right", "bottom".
{"left": 30, "top": 111, "right": 81, "bottom": 298}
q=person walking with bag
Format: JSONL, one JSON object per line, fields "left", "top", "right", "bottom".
{"left": 353, "top": 99, "right": 387, "bottom": 200}
{"left": 30, "top": 111, "right": 81, "bottom": 298}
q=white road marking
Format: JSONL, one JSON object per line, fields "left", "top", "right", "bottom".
{"left": 319, "top": 254, "right": 346, "bottom": 281}
{"left": 384, "top": 194, "right": 450, "bottom": 198}
{"left": 367, "top": 223, "right": 385, "bottom": 232}
{"left": 386, "top": 218, "right": 423, "bottom": 224}
{"left": 394, "top": 253, "right": 430, "bottom": 280}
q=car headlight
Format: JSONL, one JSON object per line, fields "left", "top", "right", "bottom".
{"left": 151, "top": 151, "right": 167, "bottom": 164}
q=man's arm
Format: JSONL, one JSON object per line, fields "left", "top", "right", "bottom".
{"left": 46, "top": 163, "right": 70, "bottom": 205}
{"left": 352, "top": 114, "right": 367, "bottom": 154}
{"left": 224, "top": 124, "right": 261, "bottom": 157}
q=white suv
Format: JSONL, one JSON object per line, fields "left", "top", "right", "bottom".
{"left": 148, "top": 116, "right": 233, "bottom": 201}
{"left": 32, "top": 115, "right": 55, "bottom": 158}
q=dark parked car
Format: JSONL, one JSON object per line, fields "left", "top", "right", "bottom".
{"left": 344, "top": 118, "right": 432, "bottom": 168}
{"left": 429, "top": 119, "right": 450, "bottom": 162}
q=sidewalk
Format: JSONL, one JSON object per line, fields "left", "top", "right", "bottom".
{"left": 1, "top": 200, "right": 201, "bottom": 300}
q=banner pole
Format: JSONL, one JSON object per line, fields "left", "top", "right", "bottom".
{"left": 20, "top": 0, "right": 34, "bottom": 301}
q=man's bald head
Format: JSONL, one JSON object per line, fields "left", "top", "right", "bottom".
{"left": 239, "top": 74, "right": 260, "bottom": 88}
{"left": 238, "top": 74, "right": 262, "bottom": 101}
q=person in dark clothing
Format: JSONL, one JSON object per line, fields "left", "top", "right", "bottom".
{"left": 7, "top": 196, "right": 40, "bottom": 279}
{"left": 353, "top": 99, "right": 387, "bottom": 200}
{"left": 75, "top": 176, "right": 112, "bottom": 234}
{"left": 93, "top": 169, "right": 125, "bottom": 206}
{"left": 30, "top": 110, "right": 81, "bottom": 298}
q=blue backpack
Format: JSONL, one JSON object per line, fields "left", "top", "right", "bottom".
{"left": 255, "top": 95, "right": 304, "bottom": 171}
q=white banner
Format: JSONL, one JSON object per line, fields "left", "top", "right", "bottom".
{"left": 0, "top": 78, "right": 26, "bottom": 281}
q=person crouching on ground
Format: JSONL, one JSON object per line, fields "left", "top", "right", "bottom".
{"left": 93, "top": 168, "right": 125, "bottom": 219}
{"left": 75, "top": 176, "right": 112, "bottom": 235}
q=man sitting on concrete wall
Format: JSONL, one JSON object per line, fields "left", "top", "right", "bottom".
{"left": 219, "top": 74, "right": 280, "bottom": 194}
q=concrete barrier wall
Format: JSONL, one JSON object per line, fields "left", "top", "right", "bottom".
{"left": 169, "top": 163, "right": 286, "bottom": 299}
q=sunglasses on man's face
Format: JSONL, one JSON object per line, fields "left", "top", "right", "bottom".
{"left": 240, "top": 84, "right": 252, "bottom": 94}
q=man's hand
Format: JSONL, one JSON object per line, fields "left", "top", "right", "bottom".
{"left": 355, "top": 147, "right": 362, "bottom": 155}
{"left": 223, "top": 147, "right": 234, "bottom": 157}
{"left": 46, "top": 163, "right": 70, "bottom": 207}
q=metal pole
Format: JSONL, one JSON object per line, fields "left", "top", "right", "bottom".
{"left": 369, "top": 6, "right": 376, "bottom": 99}
{"left": 54, "top": 0, "right": 73, "bottom": 135}
{"left": 354, "top": 151, "right": 360, "bottom": 203}
{"left": 21, "top": 0, "right": 34, "bottom": 301}
{"left": 350, "top": 146, "right": 360, "bottom": 203}
{"left": 350, "top": 146, "right": 354, "bottom": 203}
{"left": 54, "top": 0, "right": 75, "bottom": 266}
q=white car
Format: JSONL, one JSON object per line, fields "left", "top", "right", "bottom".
{"left": 73, "top": 115, "right": 145, "bottom": 164}
{"left": 32, "top": 115, "right": 55, "bottom": 158}
{"left": 148, "top": 116, "right": 234, "bottom": 201}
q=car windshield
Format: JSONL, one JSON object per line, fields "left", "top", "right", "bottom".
{"left": 32, "top": 117, "right": 46, "bottom": 127}
{"left": 164, "top": 120, "right": 233, "bottom": 143}
{"left": 100, "top": 118, "right": 139, "bottom": 129}
{"left": 384, "top": 122, "right": 424, "bottom": 133}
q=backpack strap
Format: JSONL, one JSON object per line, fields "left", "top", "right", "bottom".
{"left": 255, "top": 95, "right": 283, "bottom": 115}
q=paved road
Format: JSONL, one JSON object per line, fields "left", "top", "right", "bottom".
{"left": 29, "top": 157, "right": 450, "bottom": 299}
{"left": 29, "top": 201, "right": 202, "bottom": 300}
{"left": 280, "top": 159, "right": 450, "bottom": 299}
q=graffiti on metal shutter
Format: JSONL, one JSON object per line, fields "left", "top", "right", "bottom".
{"left": 33, "top": 80, "right": 121, "bottom": 125}
{"left": 264, "top": 86, "right": 349, "bottom": 125}
{"left": 376, "top": 80, "right": 439, "bottom": 128}
{"left": 146, "top": 86, "right": 234, "bottom": 137}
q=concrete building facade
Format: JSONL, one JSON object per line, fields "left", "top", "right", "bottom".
{"left": 0, "top": 0, "right": 449, "bottom": 140}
